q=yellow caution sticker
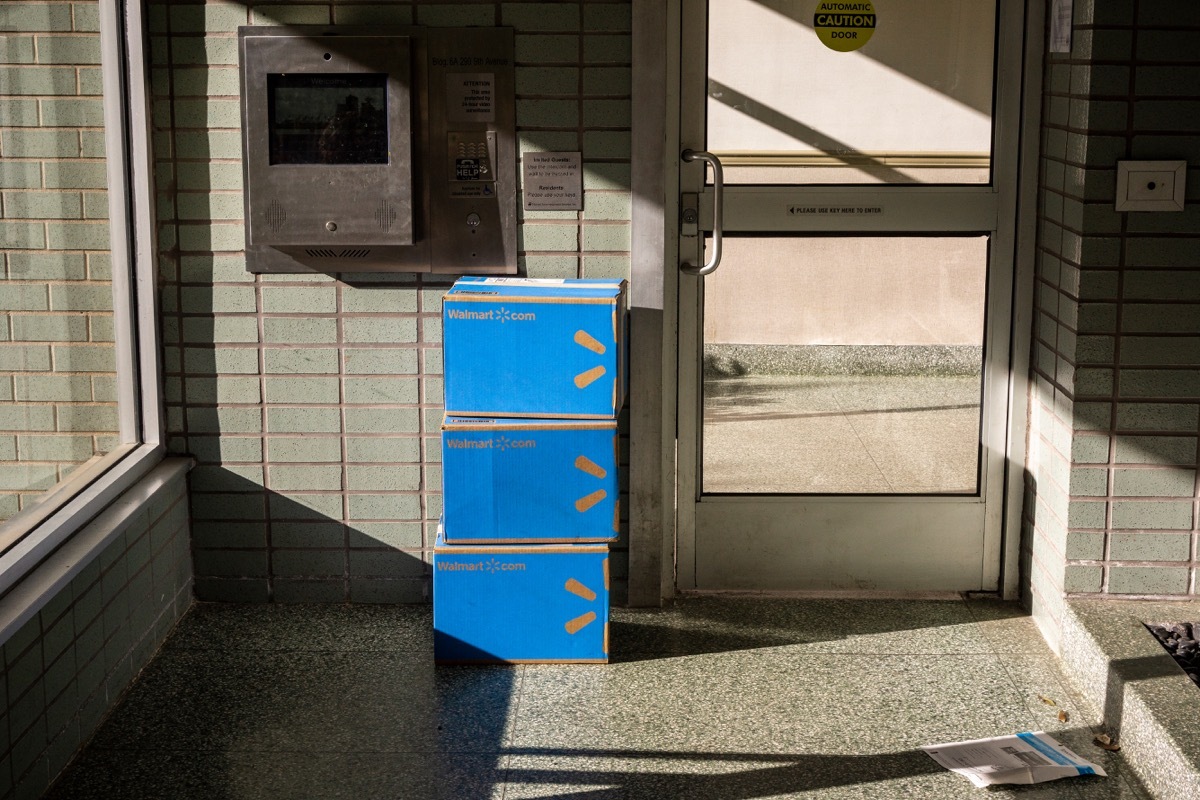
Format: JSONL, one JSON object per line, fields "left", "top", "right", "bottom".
{"left": 813, "top": 1, "right": 876, "bottom": 52}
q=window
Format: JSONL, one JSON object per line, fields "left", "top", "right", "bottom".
{"left": 0, "top": 0, "right": 163, "bottom": 594}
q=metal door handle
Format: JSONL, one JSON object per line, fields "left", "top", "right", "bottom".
{"left": 681, "top": 150, "right": 723, "bottom": 275}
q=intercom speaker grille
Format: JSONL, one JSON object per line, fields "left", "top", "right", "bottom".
{"left": 375, "top": 200, "right": 399, "bottom": 231}
{"left": 266, "top": 200, "right": 286, "bottom": 231}
{"left": 302, "top": 249, "right": 374, "bottom": 259}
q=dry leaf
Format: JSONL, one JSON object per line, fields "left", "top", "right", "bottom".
{"left": 1057, "top": 709, "right": 1070, "bottom": 722}
{"left": 1094, "top": 733, "right": 1121, "bottom": 751}
{"left": 1038, "top": 695, "right": 1058, "bottom": 706}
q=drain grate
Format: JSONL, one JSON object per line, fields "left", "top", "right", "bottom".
{"left": 1146, "top": 622, "right": 1200, "bottom": 687}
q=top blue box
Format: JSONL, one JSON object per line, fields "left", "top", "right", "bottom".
{"left": 443, "top": 278, "right": 628, "bottom": 419}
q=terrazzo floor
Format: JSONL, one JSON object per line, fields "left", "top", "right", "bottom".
{"left": 44, "top": 597, "right": 1152, "bottom": 799}
{"left": 703, "top": 375, "right": 981, "bottom": 494}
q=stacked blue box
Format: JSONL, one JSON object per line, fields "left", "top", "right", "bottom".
{"left": 441, "top": 416, "right": 619, "bottom": 544}
{"left": 435, "top": 277, "right": 627, "bottom": 664}
{"left": 433, "top": 527, "right": 609, "bottom": 663}
{"left": 442, "top": 277, "right": 628, "bottom": 419}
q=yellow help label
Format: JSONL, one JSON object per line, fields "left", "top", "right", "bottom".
{"left": 813, "top": 1, "right": 876, "bottom": 52}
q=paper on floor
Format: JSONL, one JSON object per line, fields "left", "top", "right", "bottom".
{"left": 921, "top": 731, "right": 1106, "bottom": 787}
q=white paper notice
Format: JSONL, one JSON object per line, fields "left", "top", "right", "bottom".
{"left": 522, "top": 152, "right": 583, "bottom": 211}
{"left": 922, "top": 732, "right": 1106, "bottom": 788}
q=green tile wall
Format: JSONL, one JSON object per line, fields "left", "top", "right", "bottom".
{"left": 0, "top": 467, "right": 192, "bottom": 800}
{"left": 153, "top": 1, "right": 633, "bottom": 603}
{"left": 1027, "top": 0, "right": 1200, "bottom": 622}
{"left": 0, "top": 0, "right": 119, "bottom": 522}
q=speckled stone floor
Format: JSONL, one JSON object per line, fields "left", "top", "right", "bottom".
{"left": 44, "top": 597, "right": 1153, "bottom": 799}
{"left": 703, "top": 375, "right": 982, "bottom": 494}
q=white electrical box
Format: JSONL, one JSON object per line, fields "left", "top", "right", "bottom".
{"left": 1115, "top": 160, "right": 1186, "bottom": 212}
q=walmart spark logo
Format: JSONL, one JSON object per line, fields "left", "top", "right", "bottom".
{"left": 484, "top": 557, "right": 503, "bottom": 574}
{"left": 573, "top": 329, "right": 608, "bottom": 389}
{"left": 496, "top": 435, "right": 535, "bottom": 451}
{"left": 564, "top": 576, "right": 601, "bottom": 635}
{"left": 496, "top": 306, "right": 536, "bottom": 323}
{"left": 574, "top": 454, "right": 607, "bottom": 514}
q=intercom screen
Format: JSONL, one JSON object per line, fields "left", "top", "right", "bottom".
{"left": 268, "top": 74, "right": 388, "bottom": 165}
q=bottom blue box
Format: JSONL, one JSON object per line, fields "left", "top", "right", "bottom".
{"left": 433, "top": 531, "right": 609, "bottom": 664}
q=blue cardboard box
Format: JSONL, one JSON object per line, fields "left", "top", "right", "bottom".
{"left": 443, "top": 277, "right": 628, "bottom": 419}
{"left": 441, "top": 416, "right": 619, "bottom": 544}
{"left": 433, "top": 530, "right": 609, "bottom": 663}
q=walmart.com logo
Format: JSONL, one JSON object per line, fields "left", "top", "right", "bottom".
{"left": 437, "top": 559, "right": 527, "bottom": 573}
{"left": 447, "top": 306, "right": 536, "bottom": 322}
{"left": 445, "top": 436, "right": 536, "bottom": 451}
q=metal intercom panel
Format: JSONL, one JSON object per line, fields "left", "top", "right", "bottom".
{"left": 238, "top": 26, "right": 517, "bottom": 274}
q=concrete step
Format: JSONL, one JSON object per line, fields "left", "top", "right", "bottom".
{"left": 1060, "top": 599, "right": 1200, "bottom": 800}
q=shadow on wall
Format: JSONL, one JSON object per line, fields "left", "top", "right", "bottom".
{"left": 1074, "top": 400, "right": 1200, "bottom": 468}
{"left": 156, "top": 4, "right": 637, "bottom": 605}
{"left": 186, "top": 469, "right": 429, "bottom": 603}
{"left": 1022, "top": 386, "right": 1200, "bottom": 608}
{"left": 169, "top": 249, "right": 438, "bottom": 603}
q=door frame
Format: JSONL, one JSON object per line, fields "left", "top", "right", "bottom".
{"left": 623, "top": 0, "right": 1045, "bottom": 602}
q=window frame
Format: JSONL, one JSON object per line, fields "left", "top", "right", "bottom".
{"left": 0, "top": 0, "right": 163, "bottom": 597}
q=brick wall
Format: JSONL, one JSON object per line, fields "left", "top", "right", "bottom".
{"left": 0, "top": 465, "right": 192, "bottom": 799}
{"left": 152, "top": 1, "right": 633, "bottom": 603}
{"left": 0, "top": 0, "right": 120, "bottom": 522}
{"left": 1026, "top": 0, "right": 1200, "bottom": 640}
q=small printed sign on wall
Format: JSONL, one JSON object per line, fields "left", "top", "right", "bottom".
{"left": 446, "top": 73, "right": 495, "bottom": 122}
{"left": 1050, "top": 0, "right": 1073, "bottom": 53}
{"left": 522, "top": 152, "right": 583, "bottom": 211}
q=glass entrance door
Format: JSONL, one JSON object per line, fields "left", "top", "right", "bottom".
{"left": 677, "top": 0, "right": 1026, "bottom": 591}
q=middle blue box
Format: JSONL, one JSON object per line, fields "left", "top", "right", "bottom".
{"left": 441, "top": 415, "right": 619, "bottom": 544}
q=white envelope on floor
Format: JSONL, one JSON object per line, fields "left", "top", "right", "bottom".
{"left": 922, "top": 731, "right": 1106, "bottom": 787}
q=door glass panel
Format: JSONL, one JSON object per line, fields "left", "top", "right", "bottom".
{"left": 702, "top": 236, "right": 987, "bottom": 494}
{"left": 707, "top": 0, "right": 996, "bottom": 185}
